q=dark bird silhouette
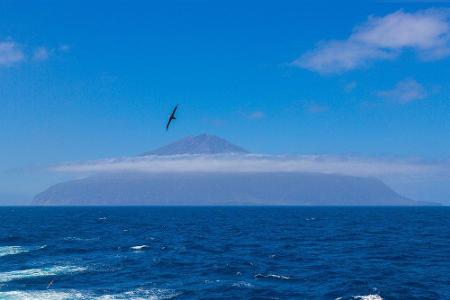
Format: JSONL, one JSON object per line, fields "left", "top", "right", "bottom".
{"left": 47, "top": 280, "right": 54, "bottom": 289}
{"left": 166, "top": 104, "right": 178, "bottom": 131}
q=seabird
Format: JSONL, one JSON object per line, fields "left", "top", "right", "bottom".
{"left": 166, "top": 104, "right": 178, "bottom": 131}
{"left": 47, "top": 280, "right": 54, "bottom": 289}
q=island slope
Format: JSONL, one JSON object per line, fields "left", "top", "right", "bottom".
{"left": 33, "top": 172, "right": 421, "bottom": 206}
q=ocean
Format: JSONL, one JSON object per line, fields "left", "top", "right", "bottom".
{"left": 0, "top": 207, "right": 448, "bottom": 299}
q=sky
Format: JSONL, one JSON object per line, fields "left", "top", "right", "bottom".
{"left": 2, "top": 0, "right": 450, "bottom": 203}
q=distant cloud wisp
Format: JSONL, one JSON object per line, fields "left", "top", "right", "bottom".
{"left": 0, "top": 41, "right": 24, "bottom": 66}
{"left": 32, "top": 47, "right": 50, "bottom": 61}
{"left": 240, "top": 110, "right": 266, "bottom": 120}
{"left": 344, "top": 81, "right": 358, "bottom": 93}
{"left": 305, "top": 103, "right": 329, "bottom": 113}
{"left": 0, "top": 40, "right": 70, "bottom": 66}
{"left": 293, "top": 9, "right": 450, "bottom": 74}
{"left": 377, "top": 78, "right": 427, "bottom": 103}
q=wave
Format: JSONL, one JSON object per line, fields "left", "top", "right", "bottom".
{"left": 0, "top": 288, "right": 180, "bottom": 300}
{"left": 62, "top": 236, "right": 99, "bottom": 241}
{"left": 0, "top": 245, "right": 46, "bottom": 257}
{"left": 0, "top": 265, "right": 86, "bottom": 283}
{"left": 254, "top": 273, "right": 290, "bottom": 280}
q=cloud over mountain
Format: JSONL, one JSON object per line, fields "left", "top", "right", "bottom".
{"left": 48, "top": 154, "right": 447, "bottom": 179}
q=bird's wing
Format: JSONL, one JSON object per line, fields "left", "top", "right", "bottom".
{"left": 165, "top": 118, "right": 172, "bottom": 130}
{"left": 171, "top": 104, "right": 178, "bottom": 117}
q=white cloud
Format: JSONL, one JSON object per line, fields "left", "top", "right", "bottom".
{"left": 32, "top": 47, "right": 50, "bottom": 61}
{"left": 47, "top": 154, "right": 448, "bottom": 179}
{"left": 0, "top": 41, "right": 24, "bottom": 66}
{"left": 0, "top": 40, "right": 68, "bottom": 66}
{"left": 294, "top": 40, "right": 395, "bottom": 74}
{"left": 293, "top": 9, "right": 450, "bottom": 74}
{"left": 377, "top": 78, "right": 427, "bottom": 103}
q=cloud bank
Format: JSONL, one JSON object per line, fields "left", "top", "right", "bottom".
{"left": 293, "top": 9, "right": 450, "bottom": 74}
{"left": 48, "top": 154, "right": 448, "bottom": 179}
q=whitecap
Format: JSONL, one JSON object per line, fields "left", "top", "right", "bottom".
{"left": 63, "top": 236, "right": 80, "bottom": 241}
{"left": 0, "top": 245, "right": 46, "bottom": 257}
{"left": 0, "top": 265, "right": 87, "bottom": 283}
{"left": 254, "top": 273, "right": 290, "bottom": 280}
{"left": 130, "top": 245, "right": 149, "bottom": 251}
{"left": 100, "top": 288, "right": 181, "bottom": 299}
{"left": 232, "top": 281, "right": 253, "bottom": 288}
{"left": 63, "top": 237, "right": 98, "bottom": 241}
{"left": 354, "top": 295, "right": 383, "bottom": 300}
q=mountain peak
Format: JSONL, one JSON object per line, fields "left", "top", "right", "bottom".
{"left": 142, "top": 134, "right": 249, "bottom": 156}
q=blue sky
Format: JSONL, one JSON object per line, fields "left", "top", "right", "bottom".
{"left": 2, "top": 0, "right": 450, "bottom": 202}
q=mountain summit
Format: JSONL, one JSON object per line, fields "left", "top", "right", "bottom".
{"left": 142, "top": 134, "right": 249, "bottom": 156}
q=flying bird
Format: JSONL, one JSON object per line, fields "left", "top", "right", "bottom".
{"left": 166, "top": 104, "right": 178, "bottom": 131}
{"left": 47, "top": 280, "right": 54, "bottom": 289}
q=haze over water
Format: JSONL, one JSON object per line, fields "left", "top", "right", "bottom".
{"left": 0, "top": 207, "right": 449, "bottom": 299}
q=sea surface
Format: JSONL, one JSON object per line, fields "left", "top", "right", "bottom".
{"left": 0, "top": 207, "right": 449, "bottom": 300}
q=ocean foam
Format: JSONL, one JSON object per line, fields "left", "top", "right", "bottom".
{"left": 0, "top": 245, "right": 46, "bottom": 257}
{"left": 99, "top": 288, "right": 180, "bottom": 299}
{"left": 0, "top": 288, "right": 180, "bottom": 300}
{"left": 354, "top": 295, "right": 383, "bottom": 300}
{"left": 0, "top": 290, "right": 84, "bottom": 300}
{"left": 0, "top": 265, "right": 87, "bottom": 283}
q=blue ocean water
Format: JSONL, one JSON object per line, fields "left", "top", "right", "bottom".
{"left": 0, "top": 207, "right": 449, "bottom": 299}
